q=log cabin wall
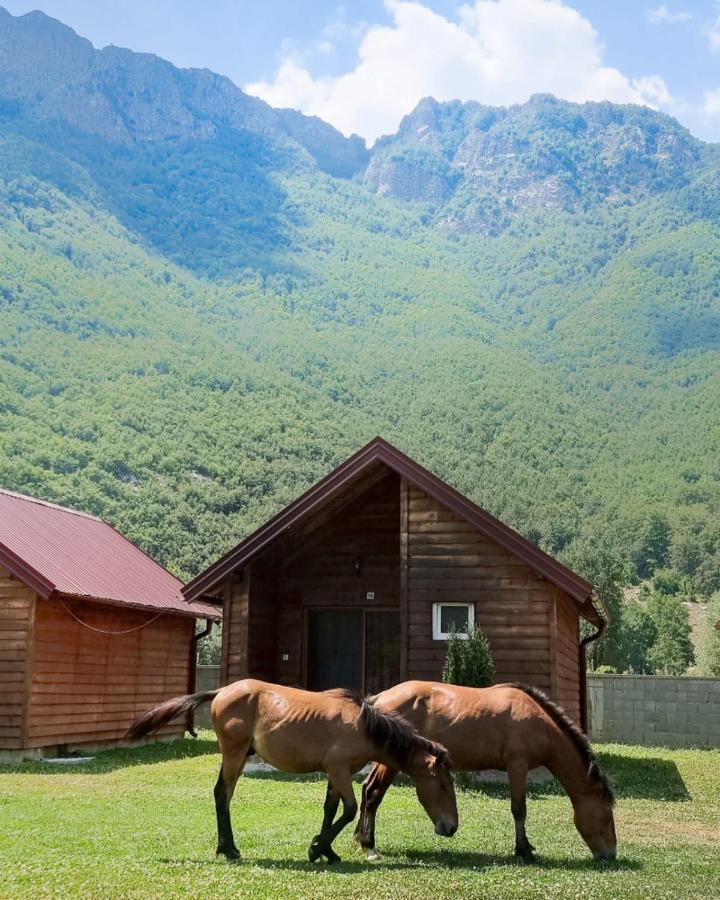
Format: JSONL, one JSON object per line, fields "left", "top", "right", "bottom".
{"left": 24, "top": 597, "right": 193, "bottom": 749}
{"left": 274, "top": 470, "right": 401, "bottom": 686}
{"left": 555, "top": 590, "right": 581, "bottom": 722}
{"left": 406, "top": 484, "right": 556, "bottom": 695}
{"left": 247, "top": 564, "right": 278, "bottom": 682}
{"left": 0, "top": 567, "right": 36, "bottom": 750}
{"left": 215, "top": 465, "right": 584, "bottom": 716}
{"left": 222, "top": 573, "right": 249, "bottom": 684}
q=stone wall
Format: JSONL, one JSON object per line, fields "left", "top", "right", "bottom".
{"left": 587, "top": 675, "right": 720, "bottom": 748}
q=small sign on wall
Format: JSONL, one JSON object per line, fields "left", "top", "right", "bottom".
{"left": 366, "top": 591, "right": 375, "bottom": 600}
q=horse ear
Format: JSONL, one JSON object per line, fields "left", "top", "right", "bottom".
{"left": 431, "top": 749, "right": 453, "bottom": 772}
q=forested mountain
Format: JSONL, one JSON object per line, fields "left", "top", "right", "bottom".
{"left": 0, "top": 7, "right": 719, "bottom": 592}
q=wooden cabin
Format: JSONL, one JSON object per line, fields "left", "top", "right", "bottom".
{"left": 184, "top": 438, "right": 603, "bottom": 727}
{"left": 0, "top": 488, "right": 218, "bottom": 758}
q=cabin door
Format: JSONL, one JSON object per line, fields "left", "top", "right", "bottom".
{"left": 307, "top": 609, "right": 363, "bottom": 691}
{"left": 306, "top": 609, "right": 400, "bottom": 693}
{"left": 364, "top": 611, "right": 400, "bottom": 695}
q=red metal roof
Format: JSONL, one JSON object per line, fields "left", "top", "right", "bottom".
{"left": 0, "top": 488, "right": 218, "bottom": 619}
{"left": 183, "top": 437, "right": 599, "bottom": 623}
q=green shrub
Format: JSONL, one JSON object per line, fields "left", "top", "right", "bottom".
{"left": 593, "top": 664, "right": 618, "bottom": 674}
{"left": 653, "top": 568, "right": 682, "bottom": 595}
{"left": 442, "top": 624, "right": 494, "bottom": 687}
{"left": 647, "top": 593, "right": 695, "bottom": 675}
{"left": 620, "top": 601, "right": 657, "bottom": 673}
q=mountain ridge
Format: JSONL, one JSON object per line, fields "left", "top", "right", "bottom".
{"left": 0, "top": 6, "right": 718, "bottom": 591}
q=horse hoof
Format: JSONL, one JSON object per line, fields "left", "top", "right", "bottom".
{"left": 217, "top": 846, "right": 240, "bottom": 862}
{"left": 308, "top": 837, "right": 323, "bottom": 863}
{"left": 325, "top": 849, "right": 342, "bottom": 864}
{"left": 365, "top": 848, "right": 381, "bottom": 862}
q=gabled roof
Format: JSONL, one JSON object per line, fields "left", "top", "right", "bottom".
{"left": 0, "top": 488, "right": 219, "bottom": 619}
{"left": 183, "top": 437, "right": 599, "bottom": 623}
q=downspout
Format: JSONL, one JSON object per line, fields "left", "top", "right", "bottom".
{"left": 579, "top": 596, "right": 607, "bottom": 734}
{"left": 187, "top": 619, "right": 213, "bottom": 737}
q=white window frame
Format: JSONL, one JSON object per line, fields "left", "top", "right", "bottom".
{"left": 432, "top": 602, "right": 475, "bottom": 641}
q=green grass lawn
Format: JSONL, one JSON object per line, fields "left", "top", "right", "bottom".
{"left": 1, "top": 736, "right": 718, "bottom": 899}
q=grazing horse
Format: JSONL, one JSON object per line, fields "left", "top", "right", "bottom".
{"left": 354, "top": 681, "right": 616, "bottom": 862}
{"left": 126, "top": 678, "right": 457, "bottom": 863}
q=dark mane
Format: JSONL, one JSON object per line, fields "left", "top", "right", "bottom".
{"left": 511, "top": 683, "right": 614, "bottom": 805}
{"left": 324, "top": 688, "right": 452, "bottom": 772}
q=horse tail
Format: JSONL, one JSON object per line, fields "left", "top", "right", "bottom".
{"left": 125, "top": 689, "right": 219, "bottom": 741}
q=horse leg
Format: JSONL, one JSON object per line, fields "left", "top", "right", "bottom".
{"left": 308, "top": 769, "right": 357, "bottom": 864}
{"left": 308, "top": 780, "right": 341, "bottom": 863}
{"left": 507, "top": 760, "right": 535, "bottom": 862}
{"left": 214, "top": 748, "right": 249, "bottom": 861}
{"left": 353, "top": 763, "right": 398, "bottom": 860}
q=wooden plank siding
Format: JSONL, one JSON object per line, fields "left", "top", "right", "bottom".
{"left": 218, "top": 470, "right": 402, "bottom": 688}
{"left": 277, "top": 471, "right": 400, "bottom": 687}
{"left": 406, "top": 485, "right": 556, "bottom": 694}
{"left": 0, "top": 566, "right": 35, "bottom": 749}
{"left": 247, "top": 565, "right": 278, "bottom": 682}
{"left": 223, "top": 574, "right": 249, "bottom": 685}
{"left": 555, "top": 591, "right": 581, "bottom": 722}
{"left": 24, "top": 597, "right": 193, "bottom": 748}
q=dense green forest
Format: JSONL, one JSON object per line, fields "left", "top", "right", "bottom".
{"left": 0, "top": 8, "right": 719, "bottom": 664}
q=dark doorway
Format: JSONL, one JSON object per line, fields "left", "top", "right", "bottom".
{"left": 306, "top": 608, "right": 400, "bottom": 693}
{"left": 307, "top": 609, "right": 363, "bottom": 691}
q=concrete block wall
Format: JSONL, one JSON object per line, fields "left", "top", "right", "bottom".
{"left": 587, "top": 675, "right": 720, "bottom": 748}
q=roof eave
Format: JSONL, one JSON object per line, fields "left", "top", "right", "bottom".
{"left": 0, "top": 541, "right": 55, "bottom": 598}
{"left": 54, "top": 591, "right": 221, "bottom": 620}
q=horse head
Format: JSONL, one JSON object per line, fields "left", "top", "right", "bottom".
{"left": 411, "top": 747, "right": 458, "bottom": 837}
{"left": 573, "top": 761, "right": 617, "bottom": 860}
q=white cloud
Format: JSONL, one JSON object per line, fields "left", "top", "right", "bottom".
{"left": 632, "top": 75, "right": 673, "bottom": 107}
{"left": 246, "top": 0, "right": 673, "bottom": 143}
{"left": 708, "top": 20, "right": 720, "bottom": 51}
{"left": 703, "top": 87, "right": 720, "bottom": 116}
{"left": 646, "top": 5, "right": 692, "bottom": 25}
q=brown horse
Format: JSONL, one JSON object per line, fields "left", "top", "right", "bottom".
{"left": 126, "top": 678, "right": 457, "bottom": 863}
{"left": 354, "top": 681, "right": 616, "bottom": 862}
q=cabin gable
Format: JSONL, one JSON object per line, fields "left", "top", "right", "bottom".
{"left": 211, "top": 455, "right": 588, "bottom": 723}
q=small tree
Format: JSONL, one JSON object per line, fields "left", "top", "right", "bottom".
{"left": 698, "top": 593, "right": 720, "bottom": 676}
{"left": 620, "top": 601, "right": 657, "bottom": 673}
{"left": 647, "top": 593, "right": 695, "bottom": 675}
{"left": 562, "top": 534, "right": 628, "bottom": 671}
{"left": 442, "top": 624, "right": 494, "bottom": 687}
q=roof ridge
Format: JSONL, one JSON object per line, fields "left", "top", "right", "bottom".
{"left": 182, "top": 436, "right": 597, "bottom": 618}
{"left": 0, "top": 486, "right": 102, "bottom": 521}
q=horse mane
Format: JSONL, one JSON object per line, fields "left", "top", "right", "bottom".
{"left": 510, "top": 683, "right": 614, "bottom": 805}
{"left": 323, "top": 688, "right": 452, "bottom": 772}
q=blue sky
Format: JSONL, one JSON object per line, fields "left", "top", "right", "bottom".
{"left": 4, "top": 1, "right": 720, "bottom": 142}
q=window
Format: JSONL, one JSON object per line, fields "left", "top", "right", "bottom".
{"left": 432, "top": 602, "right": 475, "bottom": 640}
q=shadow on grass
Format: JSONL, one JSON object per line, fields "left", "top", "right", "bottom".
{"left": 158, "top": 850, "right": 642, "bottom": 874}
{"left": 396, "top": 848, "right": 642, "bottom": 873}
{"left": 596, "top": 752, "right": 690, "bottom": 801}
{"left": 5, "top": 736, "right": 220, "bottom": 776}
{"left": 464, "top": 754, "right": 690, "bottom": 803}
{"left": 159, "top": 856, "right": 422, "bottom": 872}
